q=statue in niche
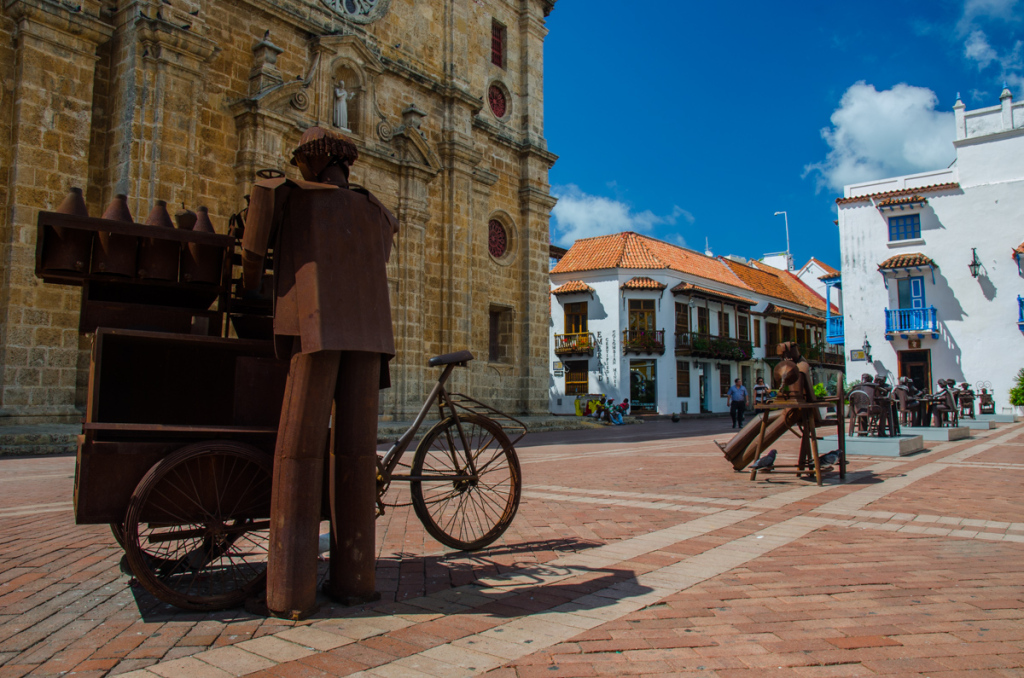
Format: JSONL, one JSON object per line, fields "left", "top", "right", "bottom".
{"left": 333, "top": 80, "right": 357, "bottom": 130}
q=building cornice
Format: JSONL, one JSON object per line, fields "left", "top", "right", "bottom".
{"left": 952, "top": 125, "right": 1024, "bottom": 149}
{"left": 835, "top": 182, "right": 961, "bottom": 206}
{"left": 5, "top": 0, "right": 113, "bottom": 55}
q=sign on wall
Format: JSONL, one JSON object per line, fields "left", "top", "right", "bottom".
{"left": 849, "top": 349, "right": 867, "bottom": 361}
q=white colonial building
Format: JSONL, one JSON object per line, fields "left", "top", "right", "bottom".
{"left": 548, "top": 233, "right": 842, "bottom": 415}
{"left": 835, "top": 87, "right": 1024, "bottom": 406}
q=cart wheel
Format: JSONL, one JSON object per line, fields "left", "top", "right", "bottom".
{"left": 123, "top": 441, "right": 272, "bottom": 611}
{"left": 410, "top": 413, "right": 521, "bottom": 551}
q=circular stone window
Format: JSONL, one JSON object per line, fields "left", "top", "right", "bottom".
{"left": 488, "top": 219, "right": 508, "bottom": 258}
{"left": 488, "top": 84, "right": 508, "bottom": 119}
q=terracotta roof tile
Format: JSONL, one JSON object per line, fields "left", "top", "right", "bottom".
{"left": 878, "top": 253, "right": 937, "bottom": 270}
{"left": 552, "top": 280, "right": 595, "bottom": 295}
{"left": 670, "top": 282, "right": 755, "bottom": 306}
{"left": 1015, "top": 240, "right": 1024, "bottom": 255}
{"left": 835, "top": 182, "right": 960, "bottom": 205}
{"left": 819, "top": 271, "right": 842, "bottom": 281}
{"left": 877, "top": 194, "right": 927, "bottom": 207}
{"left": 809, "top": 258, "right": 839, "bottom": 276}
{"left": 551, "top": 232, "right": 749, "bottom": 290}
{"left": 730, "top": 259, "right": 832, "bottom": 314}
{"left": 762, "top": 303, "right": 825, "bottom": 325}
{"left": 621, "top": 276, "right": 667, "bottom": 290}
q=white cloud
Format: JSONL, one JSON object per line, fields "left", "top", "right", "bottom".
{"left": 957, "top": 1, "right": 1024, "bottom": 97}
{"left": 965, "top": 30, "right": 999, "bottom": 69}
{"left": 958, "top": 0, "right": 1020, "bottom": 35}
{"left": 803, "top": 82, "right": 956, "bottom": 193}
{"left": 550, "top": 185, "right": 693, "bottom": 248}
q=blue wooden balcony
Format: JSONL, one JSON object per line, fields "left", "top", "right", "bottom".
{"left": 825, "top": 316, "right": 844, "bottom": 345}
{"left": 885, "top": 307, "right": 938, "bottom": 339}
{"left": 1018, "top": 296, "right": 1023, "bottom": 330}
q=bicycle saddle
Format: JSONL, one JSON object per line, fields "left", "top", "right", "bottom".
{"left": 428, "top": 350, "right": 474, "bottom": 367}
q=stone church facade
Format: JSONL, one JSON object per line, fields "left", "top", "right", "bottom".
{"left": 0, "top": 0, "right": 558, "bottom": 423}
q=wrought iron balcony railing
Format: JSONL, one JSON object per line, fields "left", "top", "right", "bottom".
{"left": 554, "top": 332, "right": 595, "bottom": 355}
{"left": 885, "top": 307, "right": 938, "bottom": 336}
{"left": 804, "top": 342, "right": 845, "bottom": 367}
{"left": 622, "top": 329, "right": 665, "bottom": 355}
{"left": 675, "top": 331, "right": 752, "bottom": 361}
{"left": 825, "top": 315, "right": 844, "bottom": 345}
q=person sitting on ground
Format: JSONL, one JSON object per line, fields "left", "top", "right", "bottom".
{"left": 753, "top": 376, "right": 770, "bottom": 405}
{"left": 607, "top": 398, "right": 623, "bottom": 425}
{"left": 619, "top": 399, "right": 630, "bottom": 415}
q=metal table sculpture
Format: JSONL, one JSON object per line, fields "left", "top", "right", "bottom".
{"left": 847, "top": 374, "right": 900, "bottom": 437}
{"left": 240, "top": 127, "right": 398, "bottom": 618}
{"left": 716, "top": 342, "right": 846, "bottom": 485}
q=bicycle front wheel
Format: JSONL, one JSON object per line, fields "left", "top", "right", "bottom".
{"left": 410, "top": 413, "right": 522, "bottom": 550}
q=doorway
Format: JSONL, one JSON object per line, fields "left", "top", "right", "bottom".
{"left": 629, "top": 359, "right": 657, "bottom": 413}
{"left": 898, "top": 349, "right": 932, "bottom": 393}
{"left": 697, "top": 362, "right": 713, "bottom": 413}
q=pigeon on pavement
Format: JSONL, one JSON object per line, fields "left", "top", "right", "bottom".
{"left": 751, "top": 449, "right": 777, "bottom": 470}
{"left": 819, "top": 450, "right": 839, "bottom": 467}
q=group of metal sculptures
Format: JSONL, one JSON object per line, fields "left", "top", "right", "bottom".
{"left": 847, "top": 375, "right": 995, "bottom": 437}
{"left": 36, "top": 128, "right": 524, "bottom": 619}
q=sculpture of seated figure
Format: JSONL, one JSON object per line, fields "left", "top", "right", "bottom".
{"left": 932, "top": 379, "right": 959, "bottom": 427}
{"left": 895, "top": 377, "right": 924, "bottom": 427}
{"left": 848, "top": 374, "right": 884, "bottom": 437}
{"left": 956, "top": 382, "right": 975, "bottom": 419}
{"left": 979, "top": 388, "right": 995, "bottom": 415}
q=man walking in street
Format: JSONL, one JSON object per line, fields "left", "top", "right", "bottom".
{"left": 727, "top": 378, "right": 749, "bottom": 429}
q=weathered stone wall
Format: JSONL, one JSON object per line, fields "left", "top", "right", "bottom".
{"left": 0, "top": 0, "right": 557, "bottom": 423}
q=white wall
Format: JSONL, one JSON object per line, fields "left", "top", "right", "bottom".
{"left": 838, "top": 123, "right": 1024, "bottom": 406}
{"left": 548, "top": 270, "right": 822, "bottom": 415}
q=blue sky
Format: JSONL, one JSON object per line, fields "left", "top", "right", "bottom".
{"left": 543, "top": 0, "right": 1023, "bottom": 270}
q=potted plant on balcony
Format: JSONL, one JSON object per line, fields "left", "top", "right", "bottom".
{"left": 692, "top": 335, "right": 710, "bottom": 357}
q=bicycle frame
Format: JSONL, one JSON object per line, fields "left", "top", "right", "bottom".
{"left": 378, "top": 362, "right": 478, "bottom": 483}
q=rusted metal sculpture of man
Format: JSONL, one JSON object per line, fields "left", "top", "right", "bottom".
{"left": 242, "top": 127, "right": 398, "bottom": 619}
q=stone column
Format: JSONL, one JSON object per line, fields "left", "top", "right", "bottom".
{"left": 102, "top": 1, "right": 217, "bottom": 215}
{"left": 518, "top": 179, "right": 557, "bottom": 415}
{"left": 0, "top": 0, "right": 112, "bottom": 423}
{"left": 435, "top": 132, "right": 481, "bottom": 397}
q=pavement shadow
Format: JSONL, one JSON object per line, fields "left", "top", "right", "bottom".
{"left": 380, "top": 536, "right": 603, "bottom": 563}
{"left": 314, "top": 560, "right": 656, "bottom": 622}
{"left": 126, "top": 537, "right": 611, "bottom": 623}
{"left": 517, "top": 418, "right": 735, "bottom": 449}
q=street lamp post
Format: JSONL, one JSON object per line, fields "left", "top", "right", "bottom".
{"left": 774, "top": 211, "right": 790, "bottom": 262}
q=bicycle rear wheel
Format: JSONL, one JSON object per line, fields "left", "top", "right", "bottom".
{"left": 410, "top": 413, "right": 521, "bottom": 550}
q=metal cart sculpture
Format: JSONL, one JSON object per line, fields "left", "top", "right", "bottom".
{"left": 35, "top": 187, "right": 524, "bottom": 612}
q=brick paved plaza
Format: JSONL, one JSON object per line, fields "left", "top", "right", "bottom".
{"left": 2, "top": 419, "right": 1024, "bottom": 677}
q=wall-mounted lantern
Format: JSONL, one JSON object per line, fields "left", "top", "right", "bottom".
{"left": 862, "top": 337, "right": 872, "bottom": 362}
{"left": 968, "top": 248, "right": 982, "bottom": 278}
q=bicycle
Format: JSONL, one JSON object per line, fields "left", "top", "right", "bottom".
{"left": 374, "top": 349, "right": 526, "bottom": 551}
